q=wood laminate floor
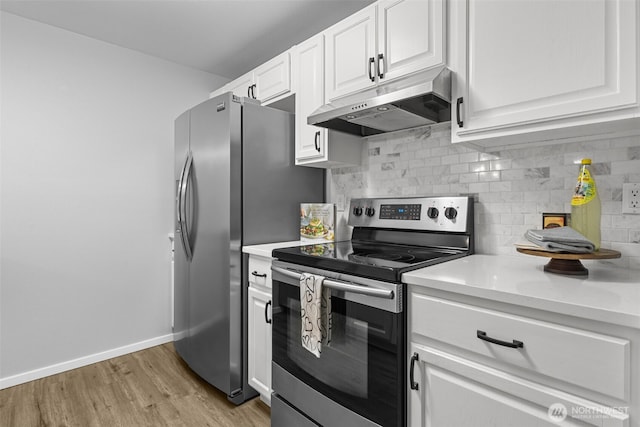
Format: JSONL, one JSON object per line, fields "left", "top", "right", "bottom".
{"left": 0, "top": 343, "right": 270, "bottom": 427}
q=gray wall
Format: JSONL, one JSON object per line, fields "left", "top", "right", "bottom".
{"left": 329, "top": 125, "right": 640, "bottom": 269}
{"left": 0, "top": 12, "right": 228, "bottom": 385}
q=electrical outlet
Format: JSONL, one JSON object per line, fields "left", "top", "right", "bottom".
{"left": 622, "top": 183, "right": 640, "bottom": 214}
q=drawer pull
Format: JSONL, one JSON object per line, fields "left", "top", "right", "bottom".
{"left": 477, "top": 330, "right": 524, "bottom": 349}
{"left": 251, "top": 271, "right": 267, "bottom": 278}
{"left": 409, "top": 352, "right": 419, "bottom": 390}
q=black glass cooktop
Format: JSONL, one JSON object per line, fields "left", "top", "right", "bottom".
{"left": 272, "top": 240, "right": 467, "bottom": 282}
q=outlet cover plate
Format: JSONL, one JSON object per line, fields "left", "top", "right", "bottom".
{"left": 622, "top": 183, "right": 640, "bottom": 214}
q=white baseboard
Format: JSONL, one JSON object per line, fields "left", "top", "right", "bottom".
{"left": 0, "top": 333, "right": 174, "bottom": 390}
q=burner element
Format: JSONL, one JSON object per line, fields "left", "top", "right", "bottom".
{"left": 364, "top": 252, "right": 416, "bottom": 263}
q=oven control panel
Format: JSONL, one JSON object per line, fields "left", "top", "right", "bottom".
{"left": 348, "top": 196, "right": 473, "bottom": 233}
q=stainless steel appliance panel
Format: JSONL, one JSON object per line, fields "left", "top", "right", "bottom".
{"left": 271, "top": 393, "right": 320, "bottom": 427}
{"left": 272, "top": 364, "right": 377, "bottom": 427}
{"left": 174, "top": 93, "right": 325, "bottom": 404}
{"left": 272, "top": 264, "right": 405, "bottom": 427}
{"left": 242, "top": 103, "right": 323, "bottom": 245}
{"left": 176, "top": 94, "right": 238, "bottom": 393}
{"left": 174, "top": 110, "right": 190, "bottom": 359}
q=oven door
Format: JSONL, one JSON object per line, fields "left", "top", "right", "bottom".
{"left": 271, "top": 260, "right": 405, "bottom": 427}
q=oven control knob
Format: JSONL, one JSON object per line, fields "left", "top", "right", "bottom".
{"left": 427, "top": 207, "right": 439, "bottom": 219}
{"left": 444, "top": 207, "right": 458, "bottom": 220}
{"left": 365, "top": 207, "right": 376, "bottom": 217}
{"left": 353, "top": 206, "right": 363, "bottom": 216}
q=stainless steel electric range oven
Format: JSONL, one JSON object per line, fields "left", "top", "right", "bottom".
{"left": 270, "top": 196, "right": 474, "bottom": 427}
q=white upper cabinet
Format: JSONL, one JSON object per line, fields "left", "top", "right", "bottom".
{"left": 253, "top": 52, "right": 291, "bottom": 103}
{"left": 325, "top": 0, "right": 445, "bottom": 101}
{"left": 293, "top": 34, "right": 362, "bottom": 168}
{"left": 325, "top": 5, "right": 377, "bottom": 100}
{"left": 451, "top": 0, "right": 640, "bottom": 147}
{"left": 377, "top": 0, "right": 445, "bottom": 82}
{"left": 224, "top": 71, "right": 255, "bottom": 98}
{"left": 294, "top": 34, "right": 327, "bottom": 162}
{"left": 209, "top": 51, "right": 291, "bottom": 104}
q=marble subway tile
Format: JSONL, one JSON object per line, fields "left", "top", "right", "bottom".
{"left": 328, "top": 128, "right": 640, "bottom": 266}
{"left": 459, "top": 152, "right": 480, "bottom": 163}
{"left": 460, "top": 172, "right": 479, "bottom": 183}
{"left": 470, "top": 161, "right": 490, "bottom": 172}
{"left": 442, "top": 154, "right": 460, "bottom": 165}
{"left": 478, "top": 171, "right": 501, "bottom": 182}
{"left": 524, "top": 167, "right": 550, "bottom": 179}
{"left": 451, "top": 163, "right": 470, "bottom": 174}
{"left": 612, "top": 159, "right": 640, "bottom": 175}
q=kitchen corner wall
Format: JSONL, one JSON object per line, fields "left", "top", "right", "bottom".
{"left": 0, "top": 12, "right": 227, "bottom": 386}
{"left": 328, "top": 125, "right": 640, "bottom": 270}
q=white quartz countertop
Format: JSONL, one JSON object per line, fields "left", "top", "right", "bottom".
{"left": 402, "top": 254, "right": 640, "bottom": 329}
{"left": 242, "top": 240, "right": 308, "bottom": 258}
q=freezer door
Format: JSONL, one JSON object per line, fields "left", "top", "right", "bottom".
{"left": 242, "top": 102, "right": 324, "bottom": 245}
{"left": 173, "top": 110, "right": 190, "bottom": 360}
{"left": 184, "top": 94, "right": 240, "bottom": 394}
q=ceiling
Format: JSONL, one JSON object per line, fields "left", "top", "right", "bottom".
{"left": 0, "top": 0, "right": 374, "bottom": 79}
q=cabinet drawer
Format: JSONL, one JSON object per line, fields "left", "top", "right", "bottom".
{"left": 410, "top": 294, "right": 630, "bottom": 400}
{"left": 248, "top": 255, "right": 272, "bottom": 289}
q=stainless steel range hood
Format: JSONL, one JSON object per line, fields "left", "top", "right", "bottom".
{"left": 308, "top": 66, "right": 451, "bottom": 137}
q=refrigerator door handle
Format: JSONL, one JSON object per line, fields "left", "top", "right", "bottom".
{"left": 179, "top": 152, "right": 194, "bottom": 260}
{"left": 177, "top": 154, "right": 189, "bottom": 227}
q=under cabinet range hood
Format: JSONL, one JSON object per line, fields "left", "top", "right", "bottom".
{"left": 308, "top": 66, "right": 452, "bottom": 137}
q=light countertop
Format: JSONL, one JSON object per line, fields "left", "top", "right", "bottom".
{"left": 402, "top": 254, "right": 640, "bottom": 329}
{"left": 242, "top": 241, "right": 308, "bottom": 258}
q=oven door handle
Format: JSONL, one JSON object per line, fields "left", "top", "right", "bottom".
{"left": 271, "top": 267, "right": 395, "bottom": 300}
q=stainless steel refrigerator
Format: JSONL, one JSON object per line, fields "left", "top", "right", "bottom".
{"left": 173, "top": 93, "right": 324, "bottom": 404}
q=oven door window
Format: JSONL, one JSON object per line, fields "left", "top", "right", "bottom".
{"left": 273, "top": 278, "right": 404, "bottom": 427}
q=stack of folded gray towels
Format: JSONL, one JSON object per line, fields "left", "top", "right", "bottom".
{"left": 524, "top": 226, "right": 595, "bottom": 253}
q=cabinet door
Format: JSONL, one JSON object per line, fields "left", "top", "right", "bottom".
{"left": 452, "top": 0, "right": 638, "bottom": 142}
{"left": 254, "top": 51, "right": 291, "bottom": 103}
{"left": 294, "top": 34, "right": 327, "bottom": 163}
{"left": 409, "top": 344, "right": 628, "bottom": 427}
{"left": 377, "top": 0, "right": 445, "bottom": 83}
{"left": 248, "top": 286, "right": 272, "bottom": 404}
{"left": 325, "top": 5, "right": 377, "bottom": 101}
{"left": 226, "top": 72, "right": 255, "bottom": 99}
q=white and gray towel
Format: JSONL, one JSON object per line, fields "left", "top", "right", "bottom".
{"left": 300, "top": 273, "right": 332, "bottom": 358}
{"left": 524, "top": 226, "right": 595, "bottom": 253}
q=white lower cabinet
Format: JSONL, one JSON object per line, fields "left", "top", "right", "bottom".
{"left": 247, "top": 254, "right": 273, "bottom": 405}
{"left": 408, "top": 289, "right": 634, "bottom": 427}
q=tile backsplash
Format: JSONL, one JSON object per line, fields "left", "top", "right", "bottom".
{"left": 328, "top": 125, "right": 640, "bottom": 270}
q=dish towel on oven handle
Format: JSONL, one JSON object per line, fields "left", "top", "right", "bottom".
{"left": 300, "top": 273, "right": 332, "bottom": 358}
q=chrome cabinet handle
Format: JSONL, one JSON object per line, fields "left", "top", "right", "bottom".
{"left": 252, "top": 270, "right": 267, "bottom": 278}
{"left": 477, "top": 330, "right": 524, "bottom": 349}
{"left": 271, "top": 267, "right": 394, "bottom": 299}
{"left": 368, "top": 57, "right": 376, "bottom": 82}
{"left": 377, "top": 53, "right": 385, "bottom": 79}
{"left": 264, "top": 300, "right": 272, "bottom": 324}
{"left": 314, "top": 131, "right": 321, "bottom": 152}
{"left": 456, "top": 97, "right": 464, "bottom": 128}
{"left": 410, "top": 352, "right": 419, "bottom": 390}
